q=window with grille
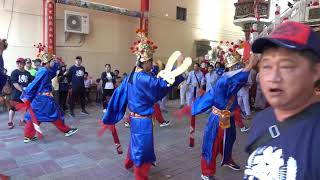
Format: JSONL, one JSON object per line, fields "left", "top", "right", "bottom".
{"left": 176, "top": 6, "right": 187, "bottom": 21}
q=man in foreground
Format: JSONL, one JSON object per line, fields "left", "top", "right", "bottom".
{"left": 244, "top": 21, "right": 320, "bottom": 180}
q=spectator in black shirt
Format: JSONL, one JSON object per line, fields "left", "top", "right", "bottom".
{"left": 58, "top": 65, "right": 68, "bottom": 112}
{"left": 114, "top": 69, "right": 120, "bottom": 79}
{"left": 67, "top": 56, "right": 89, "bottom": 117}
{"left": 8, "top": 58, "right": 32, "bottom": 129}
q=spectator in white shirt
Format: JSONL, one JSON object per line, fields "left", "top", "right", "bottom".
{"left": 101, "top": 64, "right": 115, "bottom": 112}
{"left": 84, "top": 72, "right": 92, "bottom": 104}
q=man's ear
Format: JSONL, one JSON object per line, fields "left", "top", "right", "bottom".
{"left": 313, "top": 63, "right": 320, "bottom": 84}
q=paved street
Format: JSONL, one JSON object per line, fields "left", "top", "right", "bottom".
{"left": 0, "top": 100, "right": 251, "bottom": 180}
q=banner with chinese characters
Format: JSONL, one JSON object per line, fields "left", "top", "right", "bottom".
{"left": 47, "top": 1, "right": 55, "bottom": 54}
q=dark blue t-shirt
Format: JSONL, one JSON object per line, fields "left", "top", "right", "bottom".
{"left": 59, "top": 75, "right": 69, "bottom": 92}
{"left": 68, "top": 65, "right": 85, "bottom": 89}
{"left": 244, "top": 102, "right": 320, "bottom": 180}
{"left": 0, "top": 55, "right": 5, "bottom": 92}
{"left": 10, "top": 69, "right": 32, "bottom": 100}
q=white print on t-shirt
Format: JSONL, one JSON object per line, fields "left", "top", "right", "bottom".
{"left": 18, "top": 75, "right": 28, "bottom": 83}
{"left": 75, "top": 70, "right": 84, "bottom": 77}
{"left": 104, "top": 72, "right": 114, "bottom": 89}
{"left": 244, "top": 146, "right": 297, "bottom": 180}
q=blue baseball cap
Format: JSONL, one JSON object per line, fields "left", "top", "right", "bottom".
{"left": 252, "top": 21, "right": 320, "bottom": 57}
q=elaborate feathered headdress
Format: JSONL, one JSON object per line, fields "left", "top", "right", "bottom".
{"left": 217, "top": 40, "right": 244, "bottom": 68}
{"left": 34, "top": 43, "right": 53, "bottom": 63}
{"left": 129, "top": 29, "right": 158, "bottom": 62}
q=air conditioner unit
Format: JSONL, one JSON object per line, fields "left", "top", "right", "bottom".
{"left": 305, "top": 6, "right": 320, "bottom": 23}
{"left": 65, "top": 11, "right": 90, "bottom": 34}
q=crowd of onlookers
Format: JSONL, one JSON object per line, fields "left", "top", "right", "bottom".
{"left": 0, "top": 55, "right": 128, "bottom": 129}
{"left": 179, "top": 61, "right": 269, "bottom": 120}
{"left": 1, "top": 55, "right": 320, "bottom": 130}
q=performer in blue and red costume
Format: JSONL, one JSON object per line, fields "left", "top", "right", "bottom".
{"left": 21, "top": 46, "right": 78, "bottom": 143}
{"left": 0, "top": 38, "right": 8, "bottom": 94}
{"left": 100, "top": 29, "right": 190, "bottom": 180}
{"left": 192, "top": 52, "right": 258, "bottom": 180}
{"left": 124, "top": 60, "right": 171, "bottom": 128}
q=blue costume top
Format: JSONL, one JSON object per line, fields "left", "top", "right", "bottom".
{"left": 0, "top": 55, "right": 6, "bottom": 93}
{"left": 102, "top": 69, "right": 183, "bottom": 166}
{"left": 192, "top": 69, "right": 249, "bottom": 164}
{"left": 215, "top": 68, "right": 224, "bottom": 76}
{"left": 151, "top": 65, "right": 159, "bottom": 76}
{"left": 22, "top": 64, "right": 63, "bottom": 122}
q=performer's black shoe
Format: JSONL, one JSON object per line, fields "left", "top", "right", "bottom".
{"left": 223, "top": 161, "right": 241, "bottom": 171}
{"left": 24, "top": 137, "right": 38, "bottom": 143}
{"left": 65, "top": 128, "right": 78, "bottom": 137}
{"left": 8, "top": 122, "right": 14, "bottom": 129}
{"left": 240, "top": 126, "right": 250, "bottom": 132}
{"left": 159, "top": 120, "right": 170, "bottom": 127}
{"left": 201, "top": 174, "right": 215, "bottom": 180}
{"left": 81, "top": 110, "right": 90, "bottom": 115}
{"left": 161, "top": 109, "right": 169, "bottom": 113}
{"left": 151, "top": 162, "right": 157, "bottom": 167}
{"left": 124, "top": 121, "right": 130, "bottom": 128}
{"left": 69, "top": 111, "right": 75, "bottom": 118}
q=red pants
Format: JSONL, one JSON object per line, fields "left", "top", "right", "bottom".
{"left": 24, "top": 119, "right": 71, "bottom": 138}
{"left": 0, "top": 174, "right": 9, "bottom": 180}
{"left": 124, "top": 148, "right": 151, "bottom": 180}
{"left": 200, "top": 127, "right": 235, "bottom": 176}
{"left": 201, "top": 127, "right": 223, "bottom": 176}
{"left": 152, "top": 103, "right": 165, "bottom": 124}
{"left": 234, "top": 107, "right": 245, "bottom": 128}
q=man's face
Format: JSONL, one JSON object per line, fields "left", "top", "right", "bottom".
{"left": 259, "top": 47, "right": 320, "bottom": 110}
{"left": 143, "top": 60, "right": 153, "bottom": 72}
{"left": 25, "top": 61, "right": 32, "bottom": 68}
{"left": 75, "top": 58, "right": 82, "bottom": 66}
{"left": 49, "top": 59, "right": 56, "bottom": 68}
{"left": 105, "top": 65, "right": 111, "bottom": 72}
{"left": 208, "top": 66, "right": 213, "bottom": 73}
{"left": 34, "top": 62, "right": 41, "bottom": 69}
{"left": 17, "top": 62, "right": 25, "bottom": 70}
{"left": 194, "top": 64, "right": 200, "bottom": 71}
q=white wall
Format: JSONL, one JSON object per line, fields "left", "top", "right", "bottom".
{"left": 0, "top": 0, "right": 139, "bottom": 78}
{"left": 149, "top": 0, "right": 244, "bottom": 61}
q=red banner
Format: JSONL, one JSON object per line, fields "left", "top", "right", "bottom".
{"left": 47, "top": 1, "right": 55, "bottom": 54}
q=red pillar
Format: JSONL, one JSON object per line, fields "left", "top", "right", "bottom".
{"left": 140, "top": 0, "right": 149, "bottom": 36}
